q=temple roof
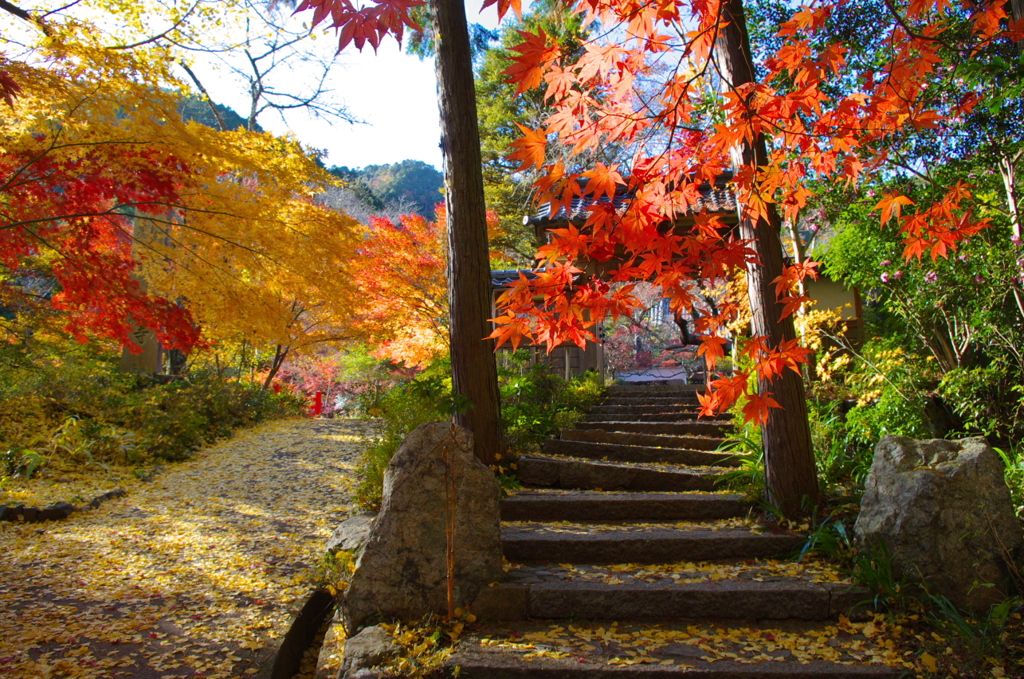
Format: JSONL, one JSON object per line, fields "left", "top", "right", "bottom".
{"left": 524, "top": 173, "right": 738, "bottom": 227}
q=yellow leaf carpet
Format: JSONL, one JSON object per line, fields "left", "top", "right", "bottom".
{"left": 0, "top": 418, "right": 377, "bottom": 679}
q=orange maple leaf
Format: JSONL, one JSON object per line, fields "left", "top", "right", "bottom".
{"left": 508, "top": 123, "right": 547, "bottom": 171}
{"left": 487, "top": 314, "right": 532, "bottom": 351}
{"left": 875, "top": 193, "right": 914, "bottom": 225}
{"left": 480, "top": 0, "right": 522, "bottom": 21}
{"left": 582, "top": 163, "right": 623, "bottom": 203}
{"left": 696, "top": 334, "right": 729, "bottom": 369}
{"left": 503, "top": 29, "right": 559, "bottom": 95}
{"left": 742, "top": 392, "right": 783, "bottom": 425}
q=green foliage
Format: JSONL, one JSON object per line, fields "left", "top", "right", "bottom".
{"left": 821, "top": 182, "right": 1024, "bottom": 378}
{"left": 994, "top": 447, "right": 1024, "bottom": 521}
{"left": 178, "top": 95, "right": 256, "bottom": 132}
{"left": 802, "top": 522, "right": 915, "bottom": 611}
{"left": 313, "top": 550, "right": 356, "bottom": 591}
{"left": 848, "top": 540, "right": 917, "bottom": 611}
{"left": 927, "top": 594, "right": 1023, "bottom": 667}
{"left": 1, "top": 446, "right": 45, "bottom": 479}
{"left": 498, "top": 352, "right": 604, "bottom": 455}
{"left": 714, "top": 428, "right": 765, "bottom": 501}
{"left": 475, "top": 1, "right": 603, "bottom": 263}
{"left": 117, "top": 373, "right": 304, "bottom": 461}
{"left": 0, "top": 339, "right": 303, "bottom": 475}
{"left": 841, "top": 339, "right": 934, "bottom": 446}
{"left": 807, "top": 399, "right": 872, "bottom": 495}
{"left": 798, "top": 517, "right": 856, "bottom": 565}
{"left": 802, "top": 337, "right": 936, "bottom": 498}
{"left": 360, "top": 160, "right": 444, "bottom": 219}
{"left": 353, "top": 354, "right": 605, "bottom": 509}
{"left": 353, "top": 366, "right": 452, "bottom": 511}
{"left": 939, "top": 362, "right": 1024, "bottom": 443}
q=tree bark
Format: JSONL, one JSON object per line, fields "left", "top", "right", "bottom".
{"left": 432, "top": 0, "right": 504, "bottom": 465}
{"left": 717, "top": 0, "right": 819, "bottom": 515}
{"left": 261, "top": 344, "right": 289, "bottom": 391}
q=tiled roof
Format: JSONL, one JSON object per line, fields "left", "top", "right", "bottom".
{"left": 490, "top": 268, "right": 541, "bottom": 288}
{"left": 490, "top": 267, "right": 586, "bottom": 289}
{"left": 525, "top": 174, "right": 738, "bottom": 226}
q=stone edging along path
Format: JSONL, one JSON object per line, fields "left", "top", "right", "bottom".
{"left": 0, "top": 467, "right": 163, "bottom": 523}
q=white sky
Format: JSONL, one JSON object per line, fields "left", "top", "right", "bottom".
{"left": 190, "top": 1, "right": 507, "bottom": 172}
{"left": 262, "top": 43, "right": 444, "bottom": 170}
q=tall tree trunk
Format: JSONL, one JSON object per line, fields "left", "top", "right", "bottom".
{"left": 433, "top": 0, "right": 504, "bottom": 465}
{"left": 717, "top": 0, "right": 819, "bottom": 515}
{"left": 262, "top": 344, "right": 289, "bottom": 390}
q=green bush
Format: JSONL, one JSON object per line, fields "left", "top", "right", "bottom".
{"left": 353, "top": 368, "right": 452, "bottom": 511}
{"left": 807, "top": 399, "right": 874, "bottom": 495}
{"left": 0, "top": 342, "right": 304, "bottom": 473}
{"left": 117, "top": 372, "right": 304, "bottom": 461}
{"left": 939, "top": 361, "right": 1024, "bottom": 443}
{"left": 499, "top": 353, "right": 604, "bottom": 455}
{"left": 352, "top": 355, "right": 606, "bottom": 510}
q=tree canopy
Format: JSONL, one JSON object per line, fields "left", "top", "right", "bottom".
{"left": 0, "top": 0, "right": 363, "bottom": 370}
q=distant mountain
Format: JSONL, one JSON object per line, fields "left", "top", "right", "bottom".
{"left": 327, "top": 160, "right": 444, "bottom": 220}
{"left": 178, "top": 96, "right": 260, "bottom": 132}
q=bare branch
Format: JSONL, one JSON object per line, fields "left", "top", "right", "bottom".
{"left": 179, "top": 61, "right": 228, "bottom": 132}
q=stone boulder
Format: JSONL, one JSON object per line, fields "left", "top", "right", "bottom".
{"left": 855, "top": 435, "right": 1022, "bottom": 611}
{"left": 327, "top": 512, "right": 377, "bottom": 556}
{"left": 342, "top": 422, "right": 503, "bottom": 631}
{"left": 338, "top": 625, "right": 397, "bottom": 679}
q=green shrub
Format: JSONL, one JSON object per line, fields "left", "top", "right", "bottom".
{"left": 354, "top": 369, "right": 452, "bottom": 511}
{"left": 994, "top": 446, "right": 1024, "bottom": 520}
{"left": 0, "top": 344, "right": 304, "bottom": 473}
{"left": 352, "top": 355, "right": 606, "bottom": 510}
{"left": 939, "top": 361, "right": 1024, "bottom": 443}
{"left": 714, "top": 427, "right": 765, "bottom": 501}
{"left": 499, "top": 353, "right": 604, "bottom": 455}
{"left": 807, "top": 399, "right": 874, "bottom": 495}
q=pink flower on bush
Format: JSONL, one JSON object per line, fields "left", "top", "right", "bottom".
{"left": 894, "top": 270, "right": 903, "bottom": 280}
{"left": 880, "top": 260, "right": 891, "bottom": 267}
{"left": 925, "top": 271, "right": 939, "bottom": 283}
{"left": 975, "top": 275, "right": 985, "bottom": 283}
{"left": 880, "top": 273, "right": 889, "bottom": 283}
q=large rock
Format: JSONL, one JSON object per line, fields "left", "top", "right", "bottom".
{"left": 855, "top": 436, "right": 1022, "bottom": 611}
{"left": 338, "top": 625, "right": 397, "bottom": 679}
{"left": 342, "top": 423, "right": 503, "bottom": 631}
{"left": 327, "top": 512, "right": 377, "bottom": 556}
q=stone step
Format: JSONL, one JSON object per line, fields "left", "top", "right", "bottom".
{"left": 584, "top": 413, "right": 730, "bottom": 424}
{"left": 589, "top": 405, "right": 703, "bottom": 415}
{"left": 574, "top": 422, "right": 734, "bottom": 438}
{"left": 471, "top": 574, "right": 868, "bottom": 622}
{"left": 607, "top": 383, "right": 703, "bottom": 395}
{"left": 501, "top": 524, "right": 804, "bottom": 564}
{"left": 499, "top": 490, "right": 749, "bottom": 523}
{"left": 518, "top": 455, "right": 725, "bottom": 492}
{"left": 601, "top": 396, "right": 702, "bottom": 406}
{"left": 446, "top": 653, "right": 900, "bottom": 678}
{"left": 542, "top": 439, "right": 742, "bottom": 467}
{"left": 559, "top": 429, "right": 726, "bottom": 452}
{"left": 447, "top": 620, "right": 899, "bottom": 677}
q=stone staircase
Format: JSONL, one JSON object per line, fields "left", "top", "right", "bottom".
{"left": 452, "top": 382, "right": 900, "bottom": 677}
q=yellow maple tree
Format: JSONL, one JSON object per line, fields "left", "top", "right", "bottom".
{"left": 1, "top": 4, "right": 364, "bottom": 380}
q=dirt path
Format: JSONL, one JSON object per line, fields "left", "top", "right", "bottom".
{"left": 0, "top": 418, "right": 376, "bottom": 679}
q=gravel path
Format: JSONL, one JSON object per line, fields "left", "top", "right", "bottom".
{"left": 0, "top": 418, "right": 376, "bottom": 679}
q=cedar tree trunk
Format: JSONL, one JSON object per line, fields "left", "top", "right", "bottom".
{"left": 718, "top": 0, "right": 819, "bottom": 515}
{"left": 433, "top": 0, "right": 504, "bottom": 465}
